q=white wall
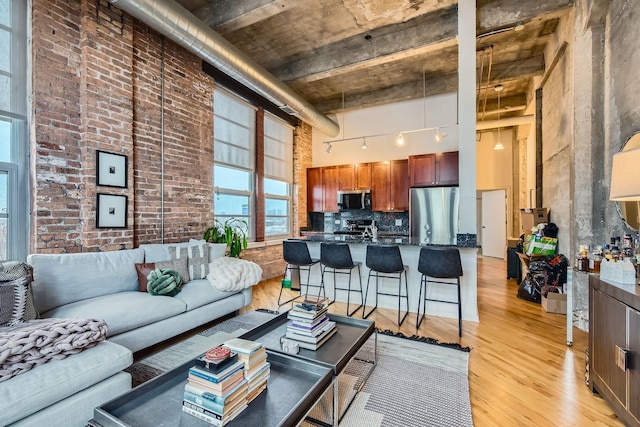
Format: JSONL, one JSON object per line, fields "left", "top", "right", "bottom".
{"left": 476, "top": 128, "right": 514, "bottom": 190}
{"left": 311, "top": 93, "right": 459, "bottom": 167}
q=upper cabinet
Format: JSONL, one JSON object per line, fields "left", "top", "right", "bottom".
{"left": 409, "top": 151, "right": 459, "bottom": 187}
{"left": 307, "top": 167, "right": 323, "bottom": 212}
{"left": 322, "top": 166, "right": 339, "bottom": 212}
{"left": 337, "top": 163, "right": 372, "bottom": 190}
{"left": 305, "top": 158, "right": 410, "bottom": 212}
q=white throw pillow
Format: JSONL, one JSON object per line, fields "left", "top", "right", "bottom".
{"left": 207, "top": 257, "right": 262, "bottom": 292}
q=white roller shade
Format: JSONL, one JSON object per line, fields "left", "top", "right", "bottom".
{"left": 264, "top": 113, "right": 293, "bottom": 182}
{"left": 214, "top": 88, "right": 256, "bottom": 170}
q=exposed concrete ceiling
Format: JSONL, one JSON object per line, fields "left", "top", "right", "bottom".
{"left": 176, "top": 0, "right": 574, "bottom": 128}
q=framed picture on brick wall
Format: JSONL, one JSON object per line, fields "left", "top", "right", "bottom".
{"left": 96, "top": 150, "right": 127, "bottom": 188}
{"left": 96, "top": 193, "right": 128, "bottom": 228}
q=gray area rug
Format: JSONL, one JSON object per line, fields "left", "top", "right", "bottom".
{"left": 126, "top": 310, "right": 473, "bottom": 427}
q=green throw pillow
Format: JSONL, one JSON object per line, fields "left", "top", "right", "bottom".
{"left": 147, "top": 268, "right": 183, "bottom": 297}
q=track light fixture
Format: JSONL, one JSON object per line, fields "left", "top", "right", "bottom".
{"left": 325, "top": 143, "right": 332, "bottom": 154}
{"left": 361, "top": 138, "right": 368, "bottom": 150}
{"left": 395, "top": 133, "right": 405, "bottom": 147}
{"left": 435, "top": 127, "right": 448, "bottom": 142}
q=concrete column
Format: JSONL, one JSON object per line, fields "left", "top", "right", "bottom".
{"left": 457, "top": 0, "right": 476, "bottom": 235}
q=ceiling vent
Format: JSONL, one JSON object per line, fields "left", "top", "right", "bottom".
{"left": 279, "top": 104, "right": 299, "bottom": 116}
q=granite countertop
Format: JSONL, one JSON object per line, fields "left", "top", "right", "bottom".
{"left": 299, "top": 233, "right": 480, "bottom": 248}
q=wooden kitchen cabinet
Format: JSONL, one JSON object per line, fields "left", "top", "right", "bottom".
{"left": 390, "top": 159, "right": 409, "bottom": 211}
{"left": 371, "top": 160, "right": 409, "bottom": 211}
{"left": 337, "top": 163, "right": 371, "bottom": 190}
{"left": 322, "top": 166, "right": 339, "bottom": 212}
{"left": 589, "top": 275, "right": 640, "bottom": 426}
{"left": 371, "top": 162, "right": 390, "bottom": 211}
{"left": 306, "top": 167, "right": 323, "bottom": 212}
{"left": 409, "top": 151, "right": 459, "bottom": 187}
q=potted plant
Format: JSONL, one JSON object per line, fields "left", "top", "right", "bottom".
{"left": 204, "top": 218, "right": 248, "bottom": 258}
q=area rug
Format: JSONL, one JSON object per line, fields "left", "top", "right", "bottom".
{"left": 126, "top": 310, "right": 473, "bottom": 427}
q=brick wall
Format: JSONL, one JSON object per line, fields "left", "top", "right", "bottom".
{"left": 30, "top": 0, "right": 304, "bottom": 280}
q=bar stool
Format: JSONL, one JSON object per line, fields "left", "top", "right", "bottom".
{"left": 278, "top": 240, "right": 322, "bottom": 306}
{"left": 416, "top": 247, "right": 463, "bottom": 337}
{"left": 320, "top": 242, "right": 363, "bottom": 316}
{"left": 362, "top": 244, "right": 409, "bottom": 326}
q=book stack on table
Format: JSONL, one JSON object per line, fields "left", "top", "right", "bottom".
{"left": 182, "top": 346, "right": 248, "bottom": 426}
{"left": 223, "top": 338, "right": 271, "bottom": 404}
{"left": 286, "top": 297, "right": 337, "bottom": 351}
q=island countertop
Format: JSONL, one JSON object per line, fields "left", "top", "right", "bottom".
{"left": 298, "top": 232, "right": 480, "bottom": 248}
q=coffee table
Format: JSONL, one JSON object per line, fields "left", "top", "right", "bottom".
{"left": 89, "top": 350, "right": 332, "bottom": 427}
{"left": 238, "top": 312, "right": 377, "bottom": 427}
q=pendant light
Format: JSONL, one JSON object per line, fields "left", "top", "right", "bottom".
{"left": 493, "top": 84, "right": 505, "bottom": 150}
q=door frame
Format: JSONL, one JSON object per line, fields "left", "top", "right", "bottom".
{"left": 477, "top": 187, "right": 511, "bottom": 259}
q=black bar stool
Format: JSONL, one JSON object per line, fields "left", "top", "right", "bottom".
{"left": 416, "top": 247, "right": 463, "bottom": 337}
{"left": 278, "top": 240, "right": 322, "bottom": 306}
{"left": 362, "top": 244, "right": 409, "bottom": 326}
{"left": 320, "top": 242, "right": 363, "bottom": 316}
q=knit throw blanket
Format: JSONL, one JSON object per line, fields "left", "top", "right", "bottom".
{"left": 206, "top": 257, "right": 263, "bottom": 292}
{"left": 0, "top": 318, "right": 108, "bottom": 382}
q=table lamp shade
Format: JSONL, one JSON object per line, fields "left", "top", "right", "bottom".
{"left": 610, "top": 147, "right": 640, "bottom": 201}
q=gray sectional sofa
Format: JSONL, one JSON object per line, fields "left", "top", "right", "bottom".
{"left": 1, "top": 242, "right": 253, "bottom": 427}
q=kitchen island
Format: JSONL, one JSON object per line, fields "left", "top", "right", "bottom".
{"left": 297, "top": 234, "right": 479, "bottom": 323}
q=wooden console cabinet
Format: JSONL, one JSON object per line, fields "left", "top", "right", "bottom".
{"left": 589, "top": 275, "right": 640, "bottom": 426}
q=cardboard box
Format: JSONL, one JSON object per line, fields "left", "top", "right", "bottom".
{"left": 542, "top": 292, "right": 566, "bottom": 314}
{"left": 521, "top": 208, "right": 550, "bottom": 234}
{"left": 507, "top": 237, "right": 520, "bottom": 248}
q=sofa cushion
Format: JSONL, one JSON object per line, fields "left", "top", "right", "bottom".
{"left": 173, "top": 278, "right": 240, "bottom": 311}
{"left": 42, "top": 292, "right": 186, "bottom": 336}
{"left": 189, "top": 239, "right": 228, "bottom": 262}
{"left": 157, "top": 257, "right": 189, "bottom": 285}
{"left": 135, "top": 262, "right": 156, "bottom": 292}
{"left": 28, "top": 248, "right": 145, "bottom": 314}
{"left": 0, "top": 340, "right": 132, "bottom": 425}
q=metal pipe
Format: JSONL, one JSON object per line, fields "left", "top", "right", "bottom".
{"left": 160, "top": 36, "right": 165, "bottom": 243}
{"left": 475, "top": 115, "right": 534, "bottom": 130}
{"left": 109, "top": 0, "right": 340, "bottom": 137}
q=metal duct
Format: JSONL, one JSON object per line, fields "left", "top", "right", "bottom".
{"left": 109, "top": 0, "right": 340, "bottom": 137}
{"left": 476, "top": 115, "right": 534, "bottom": 131}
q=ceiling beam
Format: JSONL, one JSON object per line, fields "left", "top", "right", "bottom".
{"left": 314, "top": 73, "right": 459, "bottom": 113}
{"left": 477, "top": 0, "right": 574, "bottom": 33}
{"left": 273, "top": 5, "right": 458, "bottom": 84}
{"left": 192, "top": 0, "right": 291, "bottom": 34}
{"left": 477, "top": 55, "right": 545, "bottom": 89}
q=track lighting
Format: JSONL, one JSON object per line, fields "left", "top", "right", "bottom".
{"left": 361, "top": 138, "right": 368, "bottom": 150}
{"left": 435, "top": 127, "right": 448, "bottom": 142}
{"left": 395, "top": 133, "right": 405, "bottom": 147}
{"left": 325, "top": 143, "right": 332, "bottom": 154}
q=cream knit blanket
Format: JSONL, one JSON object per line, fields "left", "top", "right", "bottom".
{"left": 207, "top": 257, "right": 263, "bottom": 291}
{"left": 0, "top": 318, "right": 108, "bottom": 382}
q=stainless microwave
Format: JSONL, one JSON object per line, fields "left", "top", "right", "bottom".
{"left": 337, "top": 189, "right": 372, "bottom": 211}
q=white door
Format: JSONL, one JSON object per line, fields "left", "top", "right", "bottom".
{"left": 481, "top": 190, "right": 506, "bottom": 259}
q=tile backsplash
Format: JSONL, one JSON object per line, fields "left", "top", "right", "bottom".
{"left": 308, "top": 211, "right": 409, "bottom": 235}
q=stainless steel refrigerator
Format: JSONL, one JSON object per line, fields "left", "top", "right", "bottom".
{"left": 410, "top": 187, "right": 459, "bottom": 245}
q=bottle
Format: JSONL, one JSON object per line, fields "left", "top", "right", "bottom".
{"left": 590, "top": 246, "right": 602, "bottom": 274}
{"left": 576, "top": 245, "right": 585, "bottom": 271}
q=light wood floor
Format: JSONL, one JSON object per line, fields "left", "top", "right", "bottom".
{"left": 242, "top": 256, "right": 622, "bottom": 426}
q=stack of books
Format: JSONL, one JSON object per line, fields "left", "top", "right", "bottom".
{"left": 223, "top": 338, "right": 270, "bottom": 403}
{"left": 286, "top": 297, "right": 337, "bottom": 350}
{"left": 182, "top": 346, "right": 248, "bottom": 426}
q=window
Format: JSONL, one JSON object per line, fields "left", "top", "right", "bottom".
{"left": 0, "top": 0, "right": 28, "bottom": 261}
{"left": 263, "top": 114, "right": 293, "bottom": 237}
{"left": 213, "top": 88, "right": 256, "bottom": 239}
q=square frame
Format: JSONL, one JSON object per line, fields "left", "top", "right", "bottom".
{"left": 96, "top": 193, "right": 128, "bottom": 228}
{"left": 96, "top": 150, "right": 127, "bottom": 188}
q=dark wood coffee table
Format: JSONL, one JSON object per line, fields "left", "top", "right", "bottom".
{"left": 239, "top": 312, "right": 377, "bottom": 427}
{"left": 89, "top": 351, "right": 332, "bottom": 427}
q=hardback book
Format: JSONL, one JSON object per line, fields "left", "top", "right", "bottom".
{"left": 287, "top": 307, "right": 329, "bottom": 323}
{"left": 182, "top": 399, "right": 247, "bottom": 427}
{"left": 223, "top": 338, "right": 263, "bottom": 355}
{"left": 286, "top": 316, "right": 329, "bottom": 331}
{"left": 286, "top": 318, "right": 331, "bottom": 337}
{"left": 285, "top": 321, "right": 336, "bottom": 344}
{"left": 183, "top": 388, "right": 247, "bottom": 416}
{"left": 299, "top": 296, "right": 328, "bottom": 310}
{"left": 184, "top": 381, "right": 248, "bottom": 406}
{"left": 241, "top": 351, "right": 267, "bottom": 372}
{"left": 195, "top": 351, "right": 238, "bottom": 373}
{"left": 246, "top": 368, "right": 270, "bottom": 392}
{"left": 188, "top": 371, "right": 245, "bottom": 395}
{"left": 245, "top": 361, "right": 270, "bottom": 382}
{"left": 188, "top": 360, "right": 244, "bottom": 384}
{"left": 246, "top": 382, "right": 267, "bottom": 404}
{"left": 236, "top": 347, "right": 266, "bottom": 365}
{"left": 288, "top": 325, "right": 337, "bottom": 351}
{"left": 289, "top": 304, "right": 328, "bottom": 318}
